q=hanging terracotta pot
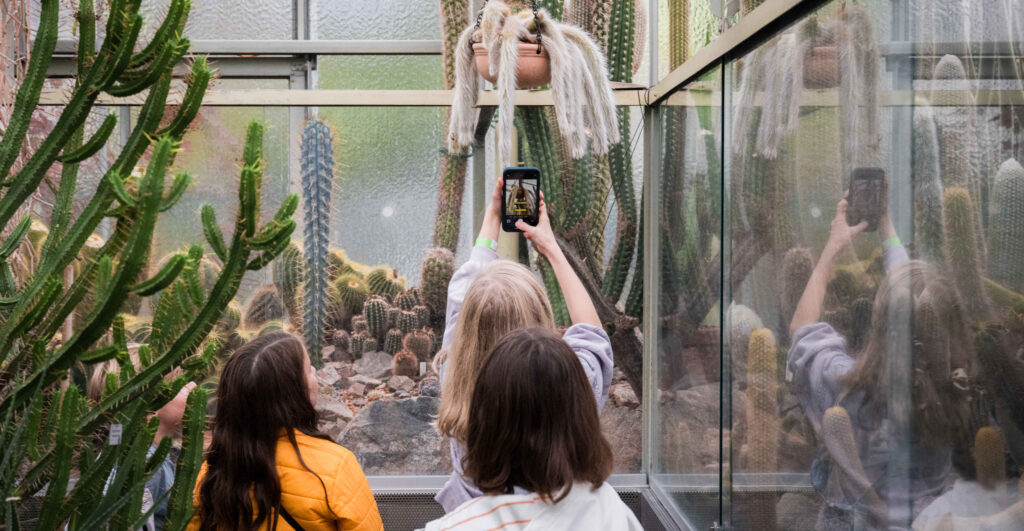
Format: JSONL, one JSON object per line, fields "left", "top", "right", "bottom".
{"left": 804, "top": 45, "right": 840, "bottom": 89}
{"left": 473, "top": 41, "right": 552, "bottom": 89}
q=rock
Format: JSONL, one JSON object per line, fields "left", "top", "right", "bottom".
{"left": 325, "top": 422, "right": 347, "bottom": 441}
{"left": 658, "top": 383, "right": 747, "bottom": 474}
{"left": 387, "top": 375, "right": 415, "bottom": 393}
{"left": 338, "top": 397, "right": 448, "bottom": 474}
{"left": 316, "top": 365, "right": 342, "bottom": 388}
{"left": 350, "top": 374, "right": 382, "bottom": 388}
{"left": 366, "top": 388, "right": 390, "bottom": 401}
{"left": 776, "top": 492, "right": 821, "bottom": 531}
{"left": 396, "top": 391, "right": 410, "bottom": 399}
{"left": 354, "top": 351, "right": 392, "bottom": 380}
{"left": 347, "top": 382, "right": 367, "bottom": 396}
{"left": 418, "top": 378, "right": 440, "bottom": 398}
{"left": 322, "top": 345, "right": 336, "bottom": 361}
{"left": 610, "top": 381, "right": 639, "bottom": 409}
{"left": 332, "top": 377, "right": 351, "bottom": 390}
{"left": 600, "top": 401, "right": 642, "bottom": 472}
{"left": 331, "top": 330, "right": 352, "bottom": 361}
{"left": 316, "top": 395, "right": 355, "bottom": 424}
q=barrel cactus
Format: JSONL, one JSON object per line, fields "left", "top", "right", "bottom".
{"left": 421, "top": 248, "right": 455, "bottom": 325}
{"left": 331, "top": 330, "right": 352, "bottom": 361}
{"left": 363, "top": 336, "right": 380, "bottom": 353}
{"left": 351, "top": 315, "right": 368, "bottom": 335}
{"left": 392, "top": 349, "right": 420, "bottom": 378}
{"left": 350, "top": 333, "right": 367, "bottom": 358}
{"left": 397, "top": 310, "right": 419, "bottom": 334}
{"left": 301, "top": 119, "right": 335, "bottom": 367}
{"left": 333, "top": 273, "right": 369, "bottom": 315}
{"left": 394, "top": 288, "right": 420, "bottom": 310}
{"left": 413, "top": 305, "right": 432, "bottom": 329}
{"left": 366, "top": 267, "right": 402, "bottom": 300}
{"left": 363, "top": 296, "right": 390, "bottom": 341}
{"left": 273, "top": 241, "right": 306, "bottom": 325}
{"left": 243, "top": 285, "right": 288, "bottom": 329}
{"left": 324, "top": 283, "right": 352, "bottom": 332}
{"left": 987, "top": 159, "right": 1024, "bottom": 292}
{"left": 404, "top": 329, "right": 433, "bottom": 362}
{"left": 386, "top": 306, "right": 401, "bottom": 329}
{"left": 974, "top": 426, "right": 1007, "bottom": 491}
{"left": 383, "top": 328, "right": 404, "bottom": 355}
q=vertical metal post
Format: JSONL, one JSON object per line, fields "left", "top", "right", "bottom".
{"left": 471, "top": 0, "right": 487, "bottom": 244}
{"left": 719, "top": 63, "right": 733, "bottom": 531}
{"left": 642, "top": 0, "right": 660, "bottom": 487}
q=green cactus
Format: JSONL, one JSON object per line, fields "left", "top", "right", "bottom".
{"left": 273, "top": 241, "right": 306, "bottom": 325}
{"left": 333, "top": 273, "right": 369, "bottom": 316}
{"left": 420, "top": 248, "right": 455, "bottom": 326}
{"left": 366, "top": 267, "right": 402, "bottom": 300}
{"left": 0, "top": 2, "right": 297, "bottom": 526}
{"left": 413, "top": 305, "right": 432, "bottom": 329}
{"left": 433, "top": 0, "right": 470, "bottom": 251}
{"left": 300, "top": 119, "right": 335, "bottom": 367}
{"left": 331, "top": 329, "right": 352, "bottom": 361}
{"left": 394, "top": 288, "right": 420, "bottom": 310}
{"left": 352, "top": 315, "right": 369, "bottom": 335}
{"left": 397, "top": 310, "right": 420, "bottom": 335}
{"left": 943, "top": 187, "right": 991, "bottom": 316}
{"left": 242, "top": 285, "right": 287, "bottom": 329}
{"left": 386, "top": 306, "right": 401, "bottom": 329}
{"left": 848, "top": 297, "right": 873, "bottom": 352}
{"left": 324, "top": 282, "right": 351, "bottom": 332}
{"left": 363, "top": 296, "right": 390, "bottom": 342}
{"left": 974, "top": 427, "right": 1007, "bottom": 491}
{"left": 912, "top": 101, "right": 945, "bottom": 263}
{"left": 392, "top": 349, "right": 419, "bottom": 378}
{"left": 987, "top": 159, "right": 1024, "bottom": 292}
{"left": 404, "top": 329, "right": 433, "bottom": 362}
{"left": 781, "top": 248, "right": 813, "bottom": 327}
{"left": 828, "top": 268, "right": 864, "bottom": 306}
{"left": 384, "top": 328, "right": 404, "bottom": 355}
{"left": 350, "top": 333, "right": 367, "bottom": 358}
{"left": 363, "top": 336, "right": 380, "bottom": 353}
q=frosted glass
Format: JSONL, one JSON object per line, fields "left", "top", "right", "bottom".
{"left": 139, "top": 0, "right": 293, "bottom": 40}
{"left": 312, "top": 0, "right": 440, "bottom": 40}
{"left": 317, "top": 56, "right": 443, "bottom": 90}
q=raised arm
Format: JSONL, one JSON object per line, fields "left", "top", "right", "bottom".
{"left": 790, "top": 196, "right": 868, "bottom": 337}
{"left": 517, "top": 200, "right": 601, "bottom": 328}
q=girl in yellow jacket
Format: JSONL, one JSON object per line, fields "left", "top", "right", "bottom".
{"left": 188, "top": 332, "right": 383, "bottom": 531}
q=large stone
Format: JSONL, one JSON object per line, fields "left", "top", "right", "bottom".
{"left": 354, "top": 351, "right": 392, "bottom": 380}
{"left": 419, "top": 378, "right": 440, "bottom": 398}
{"left": 350, "top": 374, "right": 382, "bottom": 388}
{"left": 316, "top": 395, "right": 355, "bottom": 424}
{"left": 600, "top": 402, "right": 642, "bottom": 473}
{"left": 338, "top": 397, "right": 449, "bottom": 474}
{"left": 316, "top": 365, "right": 343, "bottom": 388}
{"left": 347, "top": 382, "right": 366, "bottom": 397}
{"left": 387, "top": 375, "right": 415, "bottom": 393}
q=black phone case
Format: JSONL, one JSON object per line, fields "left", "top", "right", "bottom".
{"left": 501, "top": 169, "right": 540, "bottom": 233}
{"left": 846, "top": 170, "right": 884, "bottom": 232}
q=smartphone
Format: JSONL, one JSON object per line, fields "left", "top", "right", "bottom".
{"left": 501, "top": 167, "right": 541, "bottom": 232}
{"left": 846, "top": 167, "right": 885, "bottom": 232}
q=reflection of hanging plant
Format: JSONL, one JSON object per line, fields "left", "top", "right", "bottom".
{"left": 448, "top": 0, "right": 619, "bottom": 168}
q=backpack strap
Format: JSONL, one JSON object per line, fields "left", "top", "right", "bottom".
{"left": 278, "top": 504, "right": 306, "bottom": 531}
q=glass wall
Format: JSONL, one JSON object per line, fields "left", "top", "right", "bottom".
{"left": 653, "top": 0, "right": 1024, "bottom": 528}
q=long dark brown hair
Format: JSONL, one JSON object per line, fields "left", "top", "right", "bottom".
{"left": 463, "top": 327, "right": 613, "bottom": 503}
{"left": 197, "top": 332, "right": 333, "bottom": 530}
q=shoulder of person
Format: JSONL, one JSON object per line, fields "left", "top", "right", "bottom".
{"left": 277, "top": 432, "right": 357, "bottom": 476}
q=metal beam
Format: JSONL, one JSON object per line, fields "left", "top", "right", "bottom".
{"left": 647, "top": 0, "right": 829, "bottom": 105}
{"left": 53, "top": 39, "right": 443, "bottom": 56}
{"left": 46, "top": 57, "right": 301, "bottom": 78}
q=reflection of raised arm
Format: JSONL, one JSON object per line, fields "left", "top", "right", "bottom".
{"left": 790, "top": 196, "right": 868, "bottom": 337}
{"left": 517, "top": 200, "right": 601, "bottom": 327}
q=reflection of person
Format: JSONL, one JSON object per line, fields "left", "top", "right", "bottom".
{"left": 422, "top": 328, "right": 641, "bottom": 530}
{"left": 434, "top": 178, "right": 613, "bottom": 513}
{"left": 788, "top": 194, "right": 974, "bottom": 528}
{"left": 506, "top": 180, "right": 537, "bottom": 217}
{"left": 189, "top": 333, "right": 383, "bottom": 530}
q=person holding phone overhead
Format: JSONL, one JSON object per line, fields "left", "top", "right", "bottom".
{"left": 787, "top": 180, "right": 975, "bottom": 528}
{"left": 433, "top": 175, "right": 614, "bottom": 513}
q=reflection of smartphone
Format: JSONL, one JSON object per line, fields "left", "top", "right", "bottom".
{"left": 847, "top": 168, "right": 885, "bottom": 232}
{"left": 501, "top": 167, "right": 541, "bottom": 232}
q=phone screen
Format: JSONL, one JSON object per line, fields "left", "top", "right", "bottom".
{"left": 847, "top": 167, "right": 885, "bottom": 232}
{"left": 502, "top": 167, "right": 540, "bottom": 232}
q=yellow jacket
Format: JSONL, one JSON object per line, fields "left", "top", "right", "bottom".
{"left": 187, "top": 432, "right": 383, "bottom": 531}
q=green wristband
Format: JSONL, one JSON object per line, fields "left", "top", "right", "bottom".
{"left": 883, "top": 236, "right": 902, "bottom": 249}
{"left": 475, "top": 237, "right": 498, "bottom": 251}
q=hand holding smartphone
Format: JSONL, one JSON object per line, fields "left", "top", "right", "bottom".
{"left": 501, "top": 167, "right": 541, "bottom": 232}
{"left": 846, "top": 167, "right": 885, "bottom": 232}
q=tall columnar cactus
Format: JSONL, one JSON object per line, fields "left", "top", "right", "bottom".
{"left": 384, "top": 328, "right": 404, "bottom": 356}
{"left": 943, "top": 187, "right": 991, "bottom": 316}
{"left": 0, "top": 2, "right": 295, "bottom": 524}
{"left": 987, "top": 158, "right": 1024, "bottom": 292}
{"left": 300, "top": 119, "right": 335, "bottom": 367}
{"left": 821, "top": 407, "right": 887, "bottom": 527}
{"left": 242, "top": 285, "right": 287, "bottom": 329}
{"left": 912, "top": 100, "right": 945, "bottom": 263}
{"left": 421, "top": 248, "right": 455, "bottom": 326}
{"left": 433, "top": 0, "right": 471, "bottom": 251}
{"left": 743, "top": 328, "right": 779, "bottom": 530}
{"left": 974, "top": 426, "right": 1007, "bottom": 491}
{"left": 781, "top": 247, "right": 813, "bottom": 329}
{"left": 363, "top": 296, "right": 390, "bottom": 342}
{"left": 273, "top": 241, "right": 306, "bottom": 325}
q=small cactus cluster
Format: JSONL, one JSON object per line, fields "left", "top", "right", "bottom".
{"left": 336, "top": 288, "right": 439, "bottom": 364}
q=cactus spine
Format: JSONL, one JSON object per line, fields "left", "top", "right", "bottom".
{"left": 273, "top": 241, "right": 306, "bottom": 325}
{"left": 301, "top": 119, "right": 335, "bottom": 367}
{"left": 242, "top": 285, "right": 287, "bottom": 329}
{"left": 942, "top": 187, "right": 991, "bottom": 316}
{"left": 974, "top": 427, "right": 1006, "bottom": 491}
{"left": 384, "top": 328, "right": 404, "bottom": 355}
{"left": 0, "top": 2, "right": 294, "bottom": 526}
{"left": 987, "top": 159, "right": 1024, "bottom": 292}
{"left": 363, "top": 296, "right": 390, "bottom": 342}
{"left": 420, "top": 248, "right": 455, "bottom": 326}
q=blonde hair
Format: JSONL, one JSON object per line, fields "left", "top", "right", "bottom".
{"left": 436, "top": 260, "right": 555, "bottom": 441}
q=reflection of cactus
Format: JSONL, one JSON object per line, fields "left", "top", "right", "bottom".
{"left": 823, "top": 308, "right": 851, "bottom": 335}
{"left": 363, "top": 296, "right": 390, "bottom": 341}
{"left": 333, "top": 273, "right": 369, "bottom": 315}
{"left": 943, "top": 188, "right": 991, "bottom": 316}
{"left": 912, "top": 101, "right": 945, "bottom": 263}
{"left": 301, "top": 120, "right": 335, "bottom": 367}
{"left": 988, "top": 159, "right": 1024, "bottom": 292}
{"left": 974, "top": 427, "right": 1006, "bottom": 491}
{"left": 404, "top": 329, "right": 433, "bottom": 362}
{"left": 828, "top": 268, "right": 863, "bottom": 305}
{"left": 273, "top": 241, "right": 306, "bottom": 325}
{"left": 822, "top": 407, "right": 886, "bottom": 526}
{"left": 421, "top": 248, "right": 455, "bottom": 325}
{"left": 744, "top": 328, "right": 779, "bottom": 530}
{"left": 393, "top": 349, "right": 419, "bottom": 378}
{"left": 781, "top": 248, "right": 813, "bottom": 326}
{"left": 384, "top": 328, "right": 404, "bottom": 355}
{"left": 848, "top": 297, "right": 873, "bottom": 352}
{"left": 243, "top": 285, "right": 287, "bottom": 329}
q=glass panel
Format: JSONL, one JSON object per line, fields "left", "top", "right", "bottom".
{"left": 722, "top": 0, "right": 1024, "bottom": 529}
{"left": 140, "top": 0, "right": 293, "bottom": 40}
{"left": 316, "top": 56, "right": 444, "bottom": 90}
{"left": 657, "top": 0, "right": 724, "bottom": 80}
{"left": 652, "top": 69, "right": 722, "bottom": 529}
{"left": 312, "top": 0, "right": 440, "bottom": 40}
